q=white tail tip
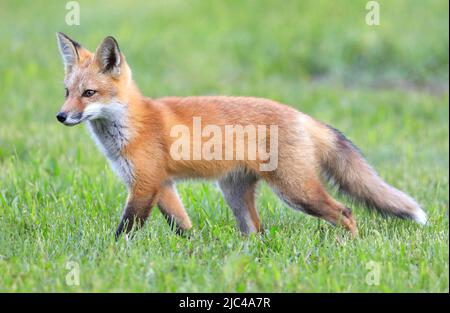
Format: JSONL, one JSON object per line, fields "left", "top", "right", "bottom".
{"left": 412, "top": 208, "right": 428, "bottom": 225}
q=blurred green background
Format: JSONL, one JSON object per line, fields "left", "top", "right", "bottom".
{"left": 0, "top": 0, "right": 448, "bottom": 292}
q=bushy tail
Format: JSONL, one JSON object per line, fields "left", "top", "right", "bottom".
{"left": 314, "top": 123, "right": 427, "bottom": 224}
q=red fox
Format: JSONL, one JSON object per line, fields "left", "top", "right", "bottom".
{"left": 56, "top": 33, "right": 427, "bottom": 239}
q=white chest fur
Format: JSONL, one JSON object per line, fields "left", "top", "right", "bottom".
{"left": 85, "top": 103, "right": 134, "bottom": 187}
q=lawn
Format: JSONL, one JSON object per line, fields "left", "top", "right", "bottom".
{"left": 0, "top": 0, "right": 448, "bottom": 292}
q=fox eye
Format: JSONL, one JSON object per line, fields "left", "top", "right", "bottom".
{"left": 82, "top": 89, "right": 97, "bottom": 97}
{"left": 65, "top": 88, "right": 69, "bottom": 98}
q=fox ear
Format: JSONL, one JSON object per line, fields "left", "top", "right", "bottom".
{"left": 56, "top": 32, "right": 81, "bottom": 73}
{"left": 95, "top": 36, "right": 121, "bottom": 77}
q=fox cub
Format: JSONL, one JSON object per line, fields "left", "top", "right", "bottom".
{"left": 56, "top": 33, "right": 427, "bottom": 239}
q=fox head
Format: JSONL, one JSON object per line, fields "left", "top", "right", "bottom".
{"left": 56, "top": 33, "right": 133, "bottom": 126}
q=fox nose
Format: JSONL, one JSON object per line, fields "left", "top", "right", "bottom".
{"left": 56, "top": 112, "right": 67, "bottom": 123}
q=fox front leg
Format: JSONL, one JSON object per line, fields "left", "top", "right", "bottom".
{"left": 115, "top": 189, "right": 160, "bottom": 240}
{"left": 157, "top": 181, "right": 192, "bottom": 235}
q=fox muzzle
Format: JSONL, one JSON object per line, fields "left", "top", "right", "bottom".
{"left": 56, "top": 111, "right": 83, "bottom": 126}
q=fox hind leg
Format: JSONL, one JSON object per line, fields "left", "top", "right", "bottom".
{"left": 270, "top": 173, "right": 357, "bottom": 236}
{"left": 218, "top": 171, "right": 262, "bottom": 234}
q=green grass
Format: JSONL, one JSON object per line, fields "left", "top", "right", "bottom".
{"left": 0, "top": 0, "right": 448, "bottom": 292}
